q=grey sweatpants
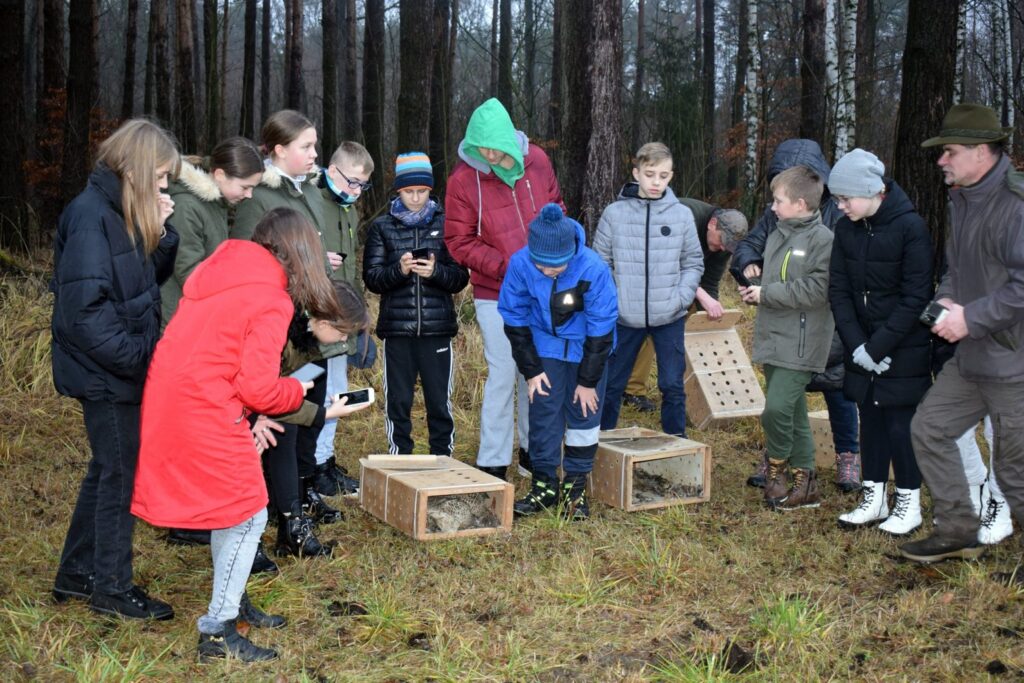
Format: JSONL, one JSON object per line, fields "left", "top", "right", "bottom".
{"left": 911, "top": 359, "right": 1024, "bottom": 539}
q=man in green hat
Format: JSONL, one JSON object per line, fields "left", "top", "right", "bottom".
{"left": 899, "top": 103, "right": 1024, "bottom": 565}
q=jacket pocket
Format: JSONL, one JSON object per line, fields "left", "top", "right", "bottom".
{"left": 798, "top": 312, "right": 807, "bottom": 358}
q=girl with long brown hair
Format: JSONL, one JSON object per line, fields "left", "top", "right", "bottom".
{"left": 50, "top": 119, "right": 180, "bottom": 621}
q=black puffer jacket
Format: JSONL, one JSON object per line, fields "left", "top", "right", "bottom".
{"left": 50, "top": 164, "right": 179, "bottom": 403}
{"left": 731, "top": 139, "right": 844, "bottom": 274}
{"left": 829, "top": 179, "right": 934, "bottom": 406}
{"left": 363, "top": 200, "right": 470, "bottom": 337}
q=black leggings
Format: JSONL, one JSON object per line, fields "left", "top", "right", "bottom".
{"left": 294, "top": 359, "right": 328, "bottom": 479}
{"left": 859, "top": 400, "right": 922, "bottom": 489}
{"left": 261, "top": 423, "right": 300, "bottom": 515}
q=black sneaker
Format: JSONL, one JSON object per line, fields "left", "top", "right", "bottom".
{"left": 623, "top": 392, "right": 657, "bottom": 412}
{"left": 250, "top": 542, "right": 278, "bottom": 575}
{"left": 167, "top": 528, "right": 212, "bottom": 546}
{"left": 53, "top": 571, "right": 94, "bottom": 603}
{"left": 89, "top": 586, "right": 175, "bottom": 620}
{"left": 898, "top": 533, "right": 987, "bottom": 564}
{"left": 239, "top": 592, "right": 286, "bottom": 629}
{"left": 198, "top": 619, "right": 278, "bottom": 662}
{"left": 478, "top": 465, "right": 508, "bottom": 481}
{"left": 513, "top": 476, "right": 559, "bottom": 517}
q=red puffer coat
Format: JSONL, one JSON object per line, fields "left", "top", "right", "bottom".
{"left": 445, "top": 143, "right": 563, "bottom": 300}
{"left": 132, "top": 240, "right": 304, "bottom": 529}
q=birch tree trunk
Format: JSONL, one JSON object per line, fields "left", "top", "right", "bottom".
{"left": 823, "top": 0, "right": 839, "bottom": 162}
{"left": 996, "top": 0, "right": 1014, "bottom": 134}
{"left": 834, "top": 0, "right": 856, "bottom": 157}
{"left": 744, "top": 0, "right": 760, "bottom": 192}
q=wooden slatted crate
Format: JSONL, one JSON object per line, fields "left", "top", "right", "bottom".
{"left": 591, "top": 427, "right": 711, "bottom": 511}
{"left": 683, "top": 311, "right": 765, "bottom": 429}
{"left": 359, "top": 455, "right": 513, "bottom": 540}
{"left": 809, "top": 409, "right": 834, "bottom": 471}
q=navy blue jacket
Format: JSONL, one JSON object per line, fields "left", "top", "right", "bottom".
{"left": 50, "top": 164, "right": 179, "bottom": 403}
{"left": 498, "top": 223, "right": 618, "bottom": 388}
{"left": 829, "top": 180, "right": 934, "bottom": 406}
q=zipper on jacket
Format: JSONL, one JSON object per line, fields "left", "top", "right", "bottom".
{"left": 644, "top": 203, "right": 651, "bottom": 327}
{"left": 780, "top": 248, "right": 793, "bottom": 282}
{"left": 550, "top": 275, "right": 559, "bottom": 336}
{"left": 525, "top": 179, "right": 537, "bottom": 214}
{"left": 862, "top": 218, "right": 873, "bottom": 309}
{"left": 415, "top": 228, "right": 422, "bottom": 336}
{"left": 798, "top": 312, "right": 806, "bottom": 358}
{"left": 512, "top": 187, "right": 528, "bottom": 237}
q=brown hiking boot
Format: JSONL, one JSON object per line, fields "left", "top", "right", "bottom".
{"left": 781, "top": 468, "right": 821, "bottom": 510}
{"left": 763, "top": 458, "right": 790, "bottom": 509}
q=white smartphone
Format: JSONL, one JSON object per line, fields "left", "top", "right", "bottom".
{"left": 289, "top": 363, "right": 325, "bottom": 383}
{"left": 334, "top": 387, "right": 375, "bottom": 406}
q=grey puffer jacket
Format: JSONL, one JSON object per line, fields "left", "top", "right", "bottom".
{"left": 938, "top": 154, "right": 1024, "bottom": 382}
{"left": 752, "top": 211, "right": 835, "bottom": 373}
{"left": 593, "top": 184, "right": 704, "bottom": 328}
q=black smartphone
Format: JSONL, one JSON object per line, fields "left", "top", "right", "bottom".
{"left": 729, "top": 265, "right": 752, "bottom": 288}
{"left": 411, "top": 247, "right": 430, "bottom": 260}
{"left": 334, "top": 387, "right": 375, "bottom": 406}
{"left": 919, "top": 301, "right": 948, "bottom": 326}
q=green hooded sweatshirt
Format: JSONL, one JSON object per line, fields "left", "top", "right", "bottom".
{"left": 461, "top": 98, "right": 525, "bottom": 187}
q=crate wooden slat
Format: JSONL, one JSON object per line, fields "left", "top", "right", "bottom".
{"left": 359, "top": 455, "right": 513, "bottom": 540}
{"left": 683, "top": 311, "right": 765, "bottom": 430}
{"left": 809, "top": 410, "right": 834, "bottom": 471}
{"left": 591, "top": 427, "right": 711, "bottom": 511}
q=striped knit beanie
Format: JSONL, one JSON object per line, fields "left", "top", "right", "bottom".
{"left": 393, "top": 152, "right": 434, "bottom": 191}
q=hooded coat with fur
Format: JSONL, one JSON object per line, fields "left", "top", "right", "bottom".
{"left": 231, "top": 162, "right": 327, "bottom": 240}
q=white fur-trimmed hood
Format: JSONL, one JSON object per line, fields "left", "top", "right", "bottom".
{"left": 260, "top": 162, "right": 321, "bottom": 190}
{"left": 171, "top": 160, "right": 223, "bottom": 202}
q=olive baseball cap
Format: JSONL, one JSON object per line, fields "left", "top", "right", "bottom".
{"left": 921, "top": 103, "right": 1012, "bottom": 148}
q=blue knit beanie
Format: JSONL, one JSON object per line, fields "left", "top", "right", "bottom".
{"left": 393, "top": 152, "right": 434, "bottom": 191}
{"left": 528, "top": 204, "right": 578, "bottom": 267}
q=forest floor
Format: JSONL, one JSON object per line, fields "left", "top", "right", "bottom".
{"left": 3, "top": 267, "right": 1024, "bottom": 682}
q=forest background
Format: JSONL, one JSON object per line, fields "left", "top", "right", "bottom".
{"left": 0, "top": 0, "right": 1021, "bottom": 260}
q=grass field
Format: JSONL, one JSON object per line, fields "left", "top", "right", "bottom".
{"left": 3, "top": 268, "right": 1024, "bottom": 682}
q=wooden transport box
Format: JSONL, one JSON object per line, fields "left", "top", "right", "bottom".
{"left": 592, "top": 427, "right": 711, "bottom": 511}
{"left": 809, "top": 409, "right": 834, "bottom": 471}
{"left": 684, "top": 311, "right": 765, "bottom": 429}
{"left": 359, "top": 455, "right": 513, "bottom": 540}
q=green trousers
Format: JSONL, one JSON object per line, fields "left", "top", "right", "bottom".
{"left": 761, "top": 364, "right": 815, "bottom": 470}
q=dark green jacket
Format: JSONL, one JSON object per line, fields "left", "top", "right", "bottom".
{"left": 680, "top": 197, "right": 730, "bottom": 301}
{"left": 316, "top": 181, "right": 361, "bottom": 285}
{"left": 161, "top": 161, "right": 231, "bottom": 329}
{"left": 231, "top": 163, "right": 326, "bottom": 241}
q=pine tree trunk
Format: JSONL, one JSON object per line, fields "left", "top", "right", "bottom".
{"left": 744, "top": 0, "right": 760, "bottom": 192}
{"left": 497, "top": 0, "right": 513, "bottom": 113}
{"left": 204, "top": 0, "right": 219, "bottom": 144}
{"left": 261, "top": 0, "right": 271, "bottom": 124}
{"left": 362, "top": 0, "right": 386, "bottom": 207}
{"left": 701, "top": 0, "right": 715, "bottom": 197}
{"left": 489, "top": 0, "right": 498, "bottom": 97}
{"left": 523, "top": 0, "right": 536, "bottom": 134}
{"left": 241, "top": 0, "right": 258, "bottom": 138}
{"left": 800, "top": 0, "right": 826, "bottom": 143}
{"left": 581, "top": 0, "right": 623, "bottom": 234}
{"left": 62, "top": 0, "right": 97, "bottom": 205}
{"left": 561, "top": 0, "right": 594, "bottom": 219}
{"left": 121, "top": 0, "right": 138, "bottom": 119}
{"left": 397, "top": 0, "right": 435, "bottom": 153}
{"left": 549, "top": 0, "right": 562, "bottom": 142}
{"left": 953, "top": 2, "right": 966, "bottom": 101}
{"left": 144, "top": 2, "right": 155, "bottom": 116}
{"left": 1012, "top": 0, "right": 1024, "bottom": 156}
{"left": 176, "top": 0, "right": 198, "bottom": 151}
{"left": 342, "top": 0, "right": 360, "bottom": 138}
{"left": 322, "top": 0, "right": 338, "bottom": 153}
{"left": 854, "top": 0, "right": 875, "bottom": 149}
{"left": 835, "top": 0, "right": 857, "bottom": 157}
{"left": 429, "top": 0, "right": 452, "bottom": 194}
{"left": 630, "top": 0, "right": 646, "bottom": 152}
{"left": 728, "top": 0, "right": 748, "bottom": 191}
{"left": 893, "top": 0, "right": 961, "bottom": 262}
{"left": 0, "top": 1, "right": 25, "bottom": 247}
{"left": 288, "top": 0, "right": 304, "bottom": 110}
{"left": 153, "top": 1, "right": 172, "bottom": 127}
{"left": 219, "top": 0, "right": 229, "bottom": 135}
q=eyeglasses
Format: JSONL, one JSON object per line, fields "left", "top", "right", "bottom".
{"left": 335, "top": 167, "right": 372, "bottom": 192}
{"left": 832, "top": 195, "right": 853, "bottom": 206}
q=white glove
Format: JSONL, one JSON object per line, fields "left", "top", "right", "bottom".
{"left": 852, "top": 344, "right": 880, "bottom": 373}
{"left": 875, "top": 356, "right": 892, "bottom": 374}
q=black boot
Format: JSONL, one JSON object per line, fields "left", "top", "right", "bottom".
{"left": 516, "top": 448, "right": 533, "bottom": 478}
{"left": 303, "top": 476, "right": 342, "bottom": 524}
{"left": 239, "top": 592, "right": 286, "bottom": 629}
{"left": 53, "top": 571, "right": 94, "bottom": 603}
{"left": 197, "top": 619, "right": 278, "bottom": 662}
{"left": 478, "top": 465, "right": 508, "bottom": 481}
{"left": 275, "top": 508, "right": 334, "bottom": 558}
{"left": 167, "top": 528, "right": 212, "bottom": 546}
{"left": 250, "top": 542, "right": 278, "bottom": 575}
{"left": 560, "top": 473, "right": 590, "bottom": 521}
{"left": 312, "top": 459, "right": 339, "bottom": 496}
{"left": 513, "top": 474, "right": 559, "bottom": 517}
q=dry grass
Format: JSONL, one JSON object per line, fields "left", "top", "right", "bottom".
{"left": 3, "top": 271, "right": 1024, "bottom": 681}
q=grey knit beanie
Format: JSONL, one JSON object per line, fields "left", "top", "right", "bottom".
{"left": 828, "top": 148, "right": 885, "bottom": 198}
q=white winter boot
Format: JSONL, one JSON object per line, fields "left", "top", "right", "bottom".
{"left": 879, "top": 488, "right": 922, "bottom": 536}
{"left": 979, "top": 487, "right": 1014, "bottom": 545}
{"left": 838, "top": 481, "right": 888, "bottom": 528}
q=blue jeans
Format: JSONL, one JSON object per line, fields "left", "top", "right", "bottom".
{"left": 475, "top": 299, "right": 530, "bottom": 467}
{"left": 529, "top": 356, "right": 608, "bottom": 479}
{"left": 57, "top": 400, "right": 140, "bottom": 594}
{"left": 314, "top": 354, "right": 348, "bottom": 466}
{"left": 822, "top": 389, "right": 859, "bottom": 453}
{"left": 601, "top": 318, "right": 687, "bottom": 436}
{"left": 197, "top": 508, "right": 268, "bottom": 634}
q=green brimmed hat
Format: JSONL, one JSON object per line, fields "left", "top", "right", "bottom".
{"left": 921, "top": 103, "right": 1012, "bottom": 148}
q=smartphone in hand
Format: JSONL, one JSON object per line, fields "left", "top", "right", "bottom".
{"left": 334, "top": 387, "right": 375, "bottom": 406}
{"left": 411, "top": 247, "right": 430, "bottom": 260}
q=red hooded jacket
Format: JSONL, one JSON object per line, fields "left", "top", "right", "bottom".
{"left": 445, "top": 142, "right": 563, "bottom": 300}
{"left": 132, "top": 240, "right": 304, "bottom": 529}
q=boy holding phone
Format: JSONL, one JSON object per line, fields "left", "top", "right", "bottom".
{"left": 363, "top": 153, "right": 470, "bottom": 455}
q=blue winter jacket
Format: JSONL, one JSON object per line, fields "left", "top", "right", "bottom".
{"left": 498, "top": 223, "right": 618, "bottom": 388}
